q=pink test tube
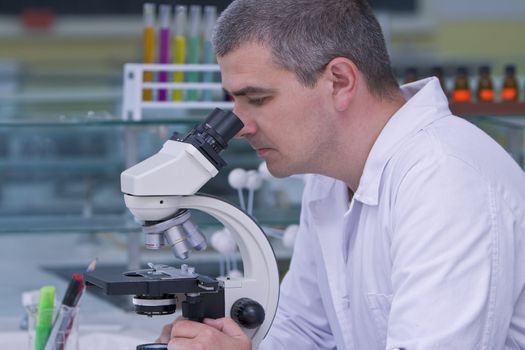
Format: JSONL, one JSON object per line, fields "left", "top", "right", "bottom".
{"left": 158, "top": 4, "right": 171, "bottom": 101}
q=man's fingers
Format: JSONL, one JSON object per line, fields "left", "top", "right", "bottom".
{"left": 170, "top": 319, "right": 213, "bottom": 339}
{"left": 168, "top": 318, "right": 251, "bottom": 350}
{"left": 202, "top": 318, "right": 223, "bottom": 330}
{"left": 167, "top": 337, "right": 194, "bottom": 350}
{"left": 156, "top": 321, "right": 175, "bottom": 343}
{"left": 203, "top": 317, "right": 246, "bottom": 338}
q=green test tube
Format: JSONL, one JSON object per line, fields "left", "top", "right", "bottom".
{"left": 187, "top": 5, "right": 202, "bottom": 101}
{"left": 34, "top": 285, "right": 55, "bottom": 350}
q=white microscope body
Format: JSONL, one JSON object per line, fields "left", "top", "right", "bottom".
{"left": 120, "top": 109, "right": 280, "bottom": 347}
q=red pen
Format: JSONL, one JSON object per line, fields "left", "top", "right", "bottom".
{"left": 44, "top": 274, "right": 84, "bottom": 350}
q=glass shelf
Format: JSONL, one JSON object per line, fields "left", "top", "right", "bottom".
{"left": 0, "top": 204, "right": 301, "bottom": 234}
{"left": 0, "top": 114, "right": 304, "bottom": 235}
{"left": 0, "top": 104, "right": 523, "bottom": 236}
{"left": 0, "top": 115, "right": 205, "bottom": 127}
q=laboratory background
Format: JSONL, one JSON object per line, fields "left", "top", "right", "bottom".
{"left": 1, "top": 0, "right": 525, "bottom": 348}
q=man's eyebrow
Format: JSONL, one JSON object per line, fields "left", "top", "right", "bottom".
{"left": 227, "top": 86, "right": 277, "bottom": 96}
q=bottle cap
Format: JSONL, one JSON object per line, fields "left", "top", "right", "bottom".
{"left": 457, "top": 66, "right": 468, "bottom": 75}
{"left": 479, "top": 65, "right": 490, "bottom": 75}
{"left": 505, "top": 64, "right": 516, "bottom": 75}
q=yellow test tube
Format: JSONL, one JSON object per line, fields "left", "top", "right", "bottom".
{"left": 143, "top": 3, "right": 155, "bottom": 101}
{"left": 173, "top": 5, "right": 187, "bottom": 101}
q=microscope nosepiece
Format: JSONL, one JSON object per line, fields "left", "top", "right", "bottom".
{"left": 143, "top": 209, "right": 208, "bottom": 260}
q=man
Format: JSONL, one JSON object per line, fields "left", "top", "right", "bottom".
{"left": 158, "top": 0, "right": 525, "bottom": 349}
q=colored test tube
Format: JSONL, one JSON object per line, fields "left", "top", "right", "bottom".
{"left": 43, "top": 275, "right": 84, "bottom": 350}
{"left": 34, "top": 286, "right": 55, "bottom": 350}
{"left": 202, "top": 6, "right": 217, "bottom": 101}
{"left": 158, "top": 4, "right": 171, "bottom": 101}
{"left": 143, "top": 3, "right": 155, "bottom": 101}
{"left": 187, "top": 5, "right": 202, "bottom": 101}
{"left": 173, "top": 5, "right": 187, "bottom": 101}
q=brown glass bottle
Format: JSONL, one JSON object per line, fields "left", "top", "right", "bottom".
{"left": 452, "top": 66, "right": 471, "bottom": 102}
{"left": 477, "top": 65, "right": 494, "bottom": 102}
{"left": 501, "top": 65, "right": 518, "bottom": 102}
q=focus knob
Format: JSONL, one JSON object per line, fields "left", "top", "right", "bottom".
{"left": 230, "top": 298, "right": 265, "bottom": 329}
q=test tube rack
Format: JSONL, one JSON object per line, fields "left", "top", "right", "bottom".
{"left": 122, "top": 63, "right": 234, "bottom": 121}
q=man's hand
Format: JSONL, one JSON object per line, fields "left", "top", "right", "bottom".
{"left": 157, "top": 317, "right": 251, "bottom": 350}
{"left": 156, "top": 320, "right": 175, "bottom": 344}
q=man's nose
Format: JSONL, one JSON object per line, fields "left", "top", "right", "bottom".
{"left": 233, "top": 109, "right": 255, "bottom": 138}
{"left": 235, "top": 123, "right": 257, "bottom": 138}
{"left": 235, "top": 124, "right": 255, "bottom": 138}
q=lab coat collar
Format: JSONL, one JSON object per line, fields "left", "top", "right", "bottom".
{"left": 306, "top": 174, "right": 340, "bottom": 203}
{"left": 354, "top": 77, "right": 451, "bottom": 206}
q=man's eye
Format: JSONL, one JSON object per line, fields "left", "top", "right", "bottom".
{"left": 248, "top": 97, "right": 268, "bottom": 106}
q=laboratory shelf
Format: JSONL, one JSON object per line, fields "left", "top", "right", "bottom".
{"left": 0, "top": 158, "right": 121, "bottom": 172}
{"left": 0, "top": 114, "right": 303, "bottom": 236}
{"left": 0, "top": 116, "right": 204, "bottom": 127}
{"left": 1, "top": 104, "right": 523, "bottom": 237}
{"left": 0, "top": 204, "right": 301, "bottom": 234}
{"left": 450, "top": 101, "right": 525, "bottom": 117}
{"left": 0, "top": 215, "right": 136, "bottom": 234}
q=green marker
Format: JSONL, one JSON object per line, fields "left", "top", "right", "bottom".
{"left": 34, "top": 285, "right": 55, "bottom": 350}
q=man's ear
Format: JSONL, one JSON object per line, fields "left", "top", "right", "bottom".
{"left": 325, "top": 57, "right": 359, "bottom": 112}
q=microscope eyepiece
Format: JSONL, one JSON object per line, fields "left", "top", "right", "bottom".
{"left": 176, "top": 108, "right": 244, "bottom": 171}
{"left": 203, "top": 108, "right": 244, "bottom": 144}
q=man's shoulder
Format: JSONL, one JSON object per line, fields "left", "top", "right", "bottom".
{"left": 385, "top": 115, "right": 525, "bottom": 197}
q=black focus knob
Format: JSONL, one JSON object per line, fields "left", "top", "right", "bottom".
{"left": 230, "top": 298, "right": 265, "bottom": 329}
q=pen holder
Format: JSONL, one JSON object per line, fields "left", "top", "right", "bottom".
{"left": 26, "top": 304, "right": 79, "bottom": 350}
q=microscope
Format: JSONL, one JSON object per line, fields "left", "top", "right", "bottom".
{"left": 84, "top": 109, "right": 280, "bottom": 349}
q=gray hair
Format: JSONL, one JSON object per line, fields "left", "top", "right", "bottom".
{"left": 213, "top": 0, "right": 398, "bottom": 99}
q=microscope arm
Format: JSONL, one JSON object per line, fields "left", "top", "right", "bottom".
{"left": 124, "top": 193, "right": 280, "bottom": 346}
{"left": 86, "top": 109, "right": 280, "bottom": 348}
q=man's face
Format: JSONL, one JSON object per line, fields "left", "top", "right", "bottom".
{"left": 218, "top": 43, "right": 336, "bottom": 177}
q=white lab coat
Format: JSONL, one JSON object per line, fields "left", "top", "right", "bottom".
{"left": 259, "top": 78, "right": 525, "bottom": 350}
